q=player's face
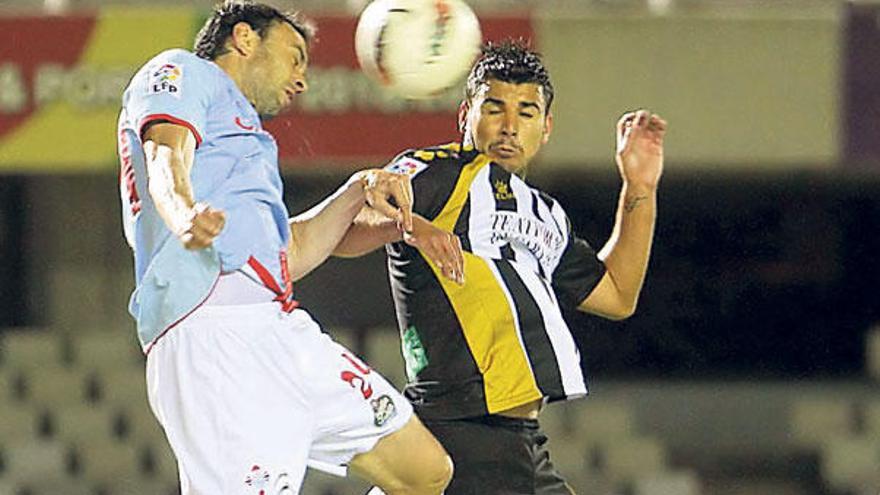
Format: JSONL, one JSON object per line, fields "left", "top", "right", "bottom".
{"left": 249, "top": 22, "right": 309, "bottom": 116}
{"left": 462, "top": 79, "right": 552, "bottom": 173}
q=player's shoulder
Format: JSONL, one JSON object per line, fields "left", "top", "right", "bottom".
{"left": 131, "top": 49, "right": 213, "bottom": 86}
{"left": 386, "top": 142, "right": 481, "bottom": 179}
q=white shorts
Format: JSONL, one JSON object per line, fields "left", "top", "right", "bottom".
{"left": 145, "top": 303, "right": 413, "bottom": 495}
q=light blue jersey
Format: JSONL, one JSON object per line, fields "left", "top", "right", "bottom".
{"left": 117, "top": 49, "right": 293, "bottom": 350}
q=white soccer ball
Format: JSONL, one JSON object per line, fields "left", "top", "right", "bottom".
{"left": 355, "top": 0, "right": 482, "bottom": 99}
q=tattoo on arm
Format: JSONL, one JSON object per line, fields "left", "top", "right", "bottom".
{"left": 624, "top": 195, "right": 647, "bottom": 213}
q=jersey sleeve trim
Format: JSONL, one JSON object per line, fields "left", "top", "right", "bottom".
{"left": 138, "top": 113, "right": 203, "bottom": 148}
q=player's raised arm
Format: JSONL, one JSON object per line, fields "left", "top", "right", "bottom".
{"left": 335, "top": 211, "right": 465, "bottom": 285}
{"left": 286, "top": 169, "right": 414, "bottom": 282}
{"left": 142, "top": 122, "right": 225, "bottom": 250}
{"left": 579, "top": 110, "right": 666, "bottom": 319}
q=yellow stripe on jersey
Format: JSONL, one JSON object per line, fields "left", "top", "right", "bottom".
{"left": 426, "top": 154, "right": 542, "bottom": 413}
{"left": 431, "top": 153, "right": 489, "bottom": 231}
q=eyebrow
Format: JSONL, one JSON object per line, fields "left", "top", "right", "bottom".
{"left": 483, "top": 97, "right": 541, "bottom": 112}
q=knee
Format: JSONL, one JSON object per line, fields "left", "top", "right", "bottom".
{"left": 388, "top": 451, "right": 453, "bottom": 495}
{"left": 426, "top": 453, "right": 454, "bottom": 493}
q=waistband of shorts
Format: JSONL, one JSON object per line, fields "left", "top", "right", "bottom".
{"left": 204, "top": 270, "right": 278, "bottom": 306}
{"left": 192, "top": 303, "right": 311, "bottom": 322}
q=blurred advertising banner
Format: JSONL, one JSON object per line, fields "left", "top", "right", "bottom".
{"left": 0, "top": 8, "right": 532, "bottom": 172}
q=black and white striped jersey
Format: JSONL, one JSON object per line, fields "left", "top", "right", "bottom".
{"left": 384, "top": 143, "right": 606, "bottom": 420}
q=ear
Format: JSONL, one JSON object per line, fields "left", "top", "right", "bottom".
{"left": 457, "top": 100, "right": 470, "bottom": 134}
{"left": 541, "top": 111, "right": 554, "bottom": 145}
{"left": 229, "top": 22, "right": 259, "bottom": 57}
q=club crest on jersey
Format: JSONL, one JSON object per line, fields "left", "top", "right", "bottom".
{"left": 493, "top": 180, "right": 515, "bottom": 201}
{"left": 149, "top": 63, "right": 182, "bottom": 97}
{"left": 386, "top": 157, "right": 428, "bottom": 177}
{"left": 371, "top": 394, "right": 397, "bottom": 427}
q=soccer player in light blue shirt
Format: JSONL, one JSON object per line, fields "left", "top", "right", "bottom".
{"left": 116, "top": 2, "right": 455, "bottom": 493}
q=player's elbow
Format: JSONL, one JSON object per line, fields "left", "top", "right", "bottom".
{"left": 581, "top": 297, "right": 637, "bottom": 321}
{"left": 605, "top": 303, "right": 636, "bottom": 321}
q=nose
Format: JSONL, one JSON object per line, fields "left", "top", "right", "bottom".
{"left": 500, "top": 110, "right": 517, "bottom": 136}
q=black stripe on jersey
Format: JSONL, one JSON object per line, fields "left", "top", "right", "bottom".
{"left": 537, "top": 190, "right": 564, "bottom": 238}
{"left": 407, "top": 148, "right": 479, "bottom": 221}
{"left": 531, "top": 192, "right": 545, "bottom": 221}
{"left": 529, "top": 192, "right": 547, "bottom": 279}
{"left": 453, "top": 194, "right": 472, "bottom": 252}
{"left": 500, "top": 243, "right": 516, "bottom": 261}
{"left": 493, "top": 259, "right": 565, "bottom": 398}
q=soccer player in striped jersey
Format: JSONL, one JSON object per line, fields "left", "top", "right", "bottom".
{"left": 336, "top": 41, "right": 666, "bottom": 494}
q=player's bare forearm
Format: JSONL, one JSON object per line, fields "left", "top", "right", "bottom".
{"left": 580, "top": 183, "right": 656, "bottom": 319}
{"left": 288, "top": 177, "right": 368, "bottom": 281}
{"left": 143, "top": 123, "right": 206, "bottom": 243}
{"left": 333, "top": 208, "right": 402, "bottom": 258}
{"left": 289, "top": 169, "right": 413, "bottom": 279}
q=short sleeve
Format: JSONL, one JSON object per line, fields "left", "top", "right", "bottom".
{"left": 552, "top": 225, "right": 606, "bottom": 308}
{"left": 384, "top": 147, "right": 466, "bottom": 220}
{"left": 124, "top": 50, "right": 214, "bottom": 147}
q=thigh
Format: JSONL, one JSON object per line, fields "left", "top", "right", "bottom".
{"left": 425, "top": 419, "right": 535, "bottom": 495}
{"left": 146, "top": 306, "right": 314, "bottom": 494}
{"left": 347, "top": 414, "right": 450, "bottom": 489}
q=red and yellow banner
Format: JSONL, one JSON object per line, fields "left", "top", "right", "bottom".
{"left": 0, "top": 8, "right": 532, "bottom": 171}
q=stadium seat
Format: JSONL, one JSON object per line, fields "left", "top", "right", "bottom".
{"left": 598, "top": 436, "right": 669, "bottom": 483}
{"left": 95, "top": 366, "right": 148, "bottom": 409}
{"left": 819, "top": 435, "right": 880, "bottom": 493}
{"left": 629, "top": 469, "right": 703, "bottom": 495}
{"left": 0, "top": 329, "right": 68, "bottom": 371}
{"left": 789, "top": 398, "right": 855, "bottom": 447}
{"left": 567, "top": 400, "right": 637, "bottom": 445}
{"left": 0, "top": 402, "right": 48, "bottom": 443}
{"left": 863, "top": 400, "right": 880, "bottom": 439}
{"left": 73, "top": 440, "right": 153, "bottom": 487}
{"left": 362, "top": 327, "right": 406, "bottom": 389}
{"left": 20, "top": 365, "right": 94, "bottom": 408}
{"left": 142, "top": 439, "right": 179, "bottom": 485}
{"left": 69, "top": 331, "right": 143, "bottom": 372}
{"left": 0, "top": 368, "right": 29, "bottom": 403}
{"left": 50, "top": 403, "right": 126, "bottom": 445}
{"left": 5, "top": 478, "right": 97, "bottom": 495}
{"left": 118, "top": 400, "right": 167, "bottom": 445}
{"left": 0, "top": 439, "right": 73, "bottom": 485}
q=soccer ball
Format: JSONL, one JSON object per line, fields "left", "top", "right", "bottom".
{"left": 355, "top": 0, "right": 482, "bottom": 99}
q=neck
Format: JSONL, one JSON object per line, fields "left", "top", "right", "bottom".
{"left": 214, "top": 54, "right": 250, "bottom": 102}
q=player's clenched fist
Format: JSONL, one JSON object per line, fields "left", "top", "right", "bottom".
{"left": 356, "top": 169, "right": 414, "bottom": 233}
{"left": 180, "top": 203, "right": 226, "bottom": 250}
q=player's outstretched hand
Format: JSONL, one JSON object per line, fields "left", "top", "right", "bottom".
{"left": 615, "top": 109, "right": 667, "bottom": 188}
{"left": 180, "top": 203, "right": 226, "bottom": 250}
{"left": 358, "top": 169, "right": 414, "bottom": 233}
{"left": 404, "top": 217, "right": 464, "bottom": 285}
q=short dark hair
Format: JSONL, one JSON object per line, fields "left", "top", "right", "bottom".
{"left": 465, "top": 40, "right": 555, "bottom": 112}
{"left": 194, "top": 1, "right": 316, "bottom": 60}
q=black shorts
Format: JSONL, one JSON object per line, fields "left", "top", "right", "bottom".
{"left": 423, "top": 415, "right": 575, "bottom": 495}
